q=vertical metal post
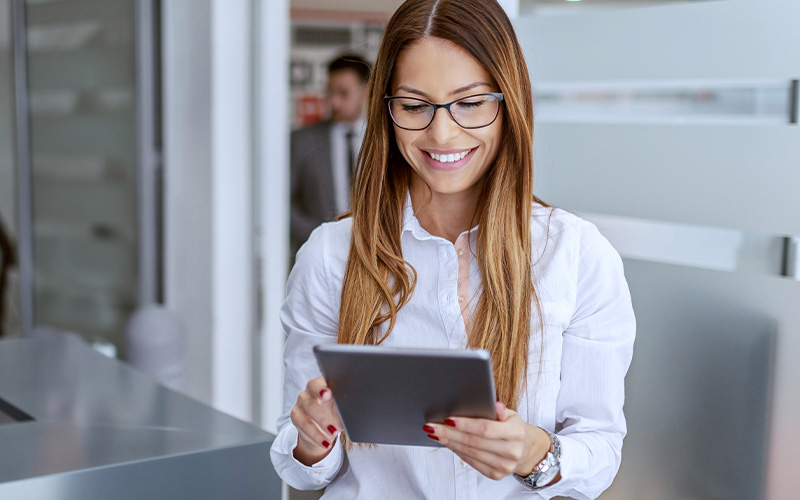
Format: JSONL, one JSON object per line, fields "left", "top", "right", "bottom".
{"left": 789, "top": 79, "right": 799, "bottom": 125}
{"left": 135, "top": 0, "right": 162, "bottom": 306}
{"left": 11, "top": 0, "right": 33, "bottom": 336}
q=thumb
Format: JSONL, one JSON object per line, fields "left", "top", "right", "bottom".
{"left": 496, "top": 401, "right": 508, "bottom": 421}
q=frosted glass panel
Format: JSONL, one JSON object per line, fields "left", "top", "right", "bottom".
{"left": 532, "top": 123, "right": 800, "bottom": 236}
{"left": 580, "top": 213, "right": 793, "bottom": 279}
{"left": 24, "top": 0, "right": 138, "bottom": 352}
{"left": 516, "top": 1, "right": 800, "bottom": 498}
{"left": 599, "top": 259, "right": 799, "bottom": 500}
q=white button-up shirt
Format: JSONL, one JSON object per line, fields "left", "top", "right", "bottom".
{"left": 271, "top": 198, "right": 636, "bottom": 500}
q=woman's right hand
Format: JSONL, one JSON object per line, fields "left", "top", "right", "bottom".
{"left": 291, "top": 376, "right": 344, "bottom": 466}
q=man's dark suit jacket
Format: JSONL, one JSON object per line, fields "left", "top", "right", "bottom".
{"left": 290, "top": 120, "right": 339, "bottom": 260}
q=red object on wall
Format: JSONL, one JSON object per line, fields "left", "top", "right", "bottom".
{"left": 297, "top": 93, "right": 327, "bottom": 126}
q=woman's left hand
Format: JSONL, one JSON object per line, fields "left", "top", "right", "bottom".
{"left": 422, "top": 402, "right": 554, "bottom": 481}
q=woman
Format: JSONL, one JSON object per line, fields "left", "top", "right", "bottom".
{"left": 271, "top": 1, "right": 635, "bottom": 498}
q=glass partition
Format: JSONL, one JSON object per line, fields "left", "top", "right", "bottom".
{"left": 0, "top": 0, "right": 19, "bottom": 338}
{"left": 23, "top": 0, "right": 140, "bottom": 354}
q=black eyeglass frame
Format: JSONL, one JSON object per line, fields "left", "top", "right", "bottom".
{"left": 384, "top": 92, "right": 505, "bottom": 131}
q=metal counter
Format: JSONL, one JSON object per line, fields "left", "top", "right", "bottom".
{"left": 0, "top": 333, "right": 281, "bottom": 499}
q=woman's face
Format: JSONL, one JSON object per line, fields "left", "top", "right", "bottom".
{"left": 390, "top": 37, "right": 503, "bottom": 200}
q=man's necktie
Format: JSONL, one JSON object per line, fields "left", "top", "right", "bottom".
{"left": 346, "top": 130, "right": 355, "bottom": 188}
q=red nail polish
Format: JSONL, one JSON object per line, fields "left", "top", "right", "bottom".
{"left": 427, "top": 434, "right": 439, "bottom": 441}
{"left": 328, "top": 425, "right": 337, "bottom": 434}
{"left": 422, "top": 425, "right": 435, "bottom": 434}
{"left": 445, "top": 419, "right": 456, "bottom": 427}
{"left": 319, "top": 389, "right": 328, "bottom": 397}
{"left": 322, "top": 440, "right": 330, "bottom": 448}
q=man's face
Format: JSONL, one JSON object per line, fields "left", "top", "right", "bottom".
{"left": 327, "top": 69, "right": 367, "bottom": 123}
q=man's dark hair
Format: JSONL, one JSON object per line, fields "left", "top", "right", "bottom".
{"left": 328, "top": 54, "right": 372, "bottom": 84}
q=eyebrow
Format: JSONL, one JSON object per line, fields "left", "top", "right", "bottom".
{"left": 394, "top": 82, "right": 492, "bottom": 99}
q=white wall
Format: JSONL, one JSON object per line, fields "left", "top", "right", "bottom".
{"left": 162, "top": 0, "right": 255, "bottom": 422}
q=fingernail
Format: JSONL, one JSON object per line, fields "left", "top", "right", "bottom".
{"left": 319, "top": 389, "right": 328, "bottom": 398}
{"left": 445, "top": 419, "right": 456, "bottom": 427}
{"left": 322, "top": 440, "right": 330, "bottom": 448}
{"left": 327, "top": 425, "right": 337, "bottom": 434}
{"left": 422, "top": 425, "right": 435, "bottom": 434}
{"left": 427, "top": 434, "right": 439, "bottom": 441}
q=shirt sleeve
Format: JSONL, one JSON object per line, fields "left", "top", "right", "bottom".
{"left": 537, "top": 220, "right": 636, "bottom": 500}
{"left": 269, "top": 224, "right": 345, "bottom": 490}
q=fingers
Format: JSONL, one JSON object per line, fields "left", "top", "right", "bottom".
{"left": 427, "top": 418, "right": 526, "bottom": 460}
{"left": 429, "top": 420, "right": 524, "bottom": 480}
{"left": 292, "top": 404, "right": 335, "bottom": 452}
{"left": 291, "top": 377, "right": 344, "bottom": 452}
{"left": 305, "top": 376, "right": 344, "bottom": 426}
{"left": 423, "top": 409, "right": 533, "bottom": 480}
{"left": 452, "top": 451, "right": 519, "bottom": 481}
{"left": 306, "top": 376, "right": 330, "bottom": 400}
{"left": 436, "top": 411, "right": 524, "bottom": 443}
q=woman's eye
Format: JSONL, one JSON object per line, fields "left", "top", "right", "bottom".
{"left": 401, "top": 104, "right": 429, "bottom": 114}
{"left": 456, "top": 100, "right": 485, "bottom": 110}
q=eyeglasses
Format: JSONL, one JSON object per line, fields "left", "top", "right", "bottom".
{"left": 384, "top": 93, "right": 504, "bottom": 131}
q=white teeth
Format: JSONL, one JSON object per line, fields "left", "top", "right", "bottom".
{"left": 427, "top": 149, "right": 472, "bottom": 163}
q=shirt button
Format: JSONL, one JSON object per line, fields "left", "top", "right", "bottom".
{"left": 459, "top": 459, "right": 467, "bottom": 467}
{"left": 457, "top": 249, "right": 465, "bottom": 256}
{"left": 458, "top": 295, "right": 464, "bottom": 303}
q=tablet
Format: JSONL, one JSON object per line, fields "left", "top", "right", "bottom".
{"left": 313, "top": 344, "right": 497, "bottom": 447}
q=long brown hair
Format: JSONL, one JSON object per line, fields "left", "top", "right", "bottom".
{"left": 339, "top": 0, "right": 546, "bottom": 411}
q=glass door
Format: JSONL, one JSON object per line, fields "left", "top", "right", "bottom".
{"left": 14, "top": 0, "right": 159, "bottom": 356}
{"left": 0, "top": 0, "right": 19, "bottom": 338}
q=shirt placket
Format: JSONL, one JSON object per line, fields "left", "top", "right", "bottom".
{"left": 454, "top": 233, "right": 471, "bottom": 332}
{"left": 453, "top": 454, "right": 478, "bottom": 500}
{"left": 438, "top": 243, "right": 462, "bottom": 344}
{"left": 453, "top": 231, "right": 477, "bottom": 499}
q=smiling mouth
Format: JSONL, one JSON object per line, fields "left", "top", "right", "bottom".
{"left": 426, "top": 148, "right": 475, "bottom": 163}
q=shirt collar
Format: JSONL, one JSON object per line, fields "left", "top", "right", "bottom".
{"left": 401, "top": 191, "right": 432, "bottom": 241}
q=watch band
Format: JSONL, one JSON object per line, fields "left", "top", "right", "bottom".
{"left": 513, "top": 428, "right": 561, "bottom": 490}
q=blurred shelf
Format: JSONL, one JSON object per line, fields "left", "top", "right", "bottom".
{"left": 26, "top": 0, "right": 132, "bottom": 27}
{"left": 28, "top": 48, "right": 134, "bottom": 91}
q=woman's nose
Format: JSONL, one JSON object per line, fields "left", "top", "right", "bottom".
{"left": 426, "top": 107, "right": 461, "bottom": 144}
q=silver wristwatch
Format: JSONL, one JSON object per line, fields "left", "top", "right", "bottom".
{"left": 513, "top": 429, "right": 561, "bottom": 489}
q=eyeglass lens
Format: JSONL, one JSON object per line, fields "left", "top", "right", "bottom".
{"left": 388, "top": 94, "right": 501, "bottom": 130}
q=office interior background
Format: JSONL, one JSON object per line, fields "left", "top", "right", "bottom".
{"left": 0, "top": 0, "right": 798, "bottom": 498}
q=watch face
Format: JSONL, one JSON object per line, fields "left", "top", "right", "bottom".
{"left": 535, "top": 465, "right": 559, "bottom": 487}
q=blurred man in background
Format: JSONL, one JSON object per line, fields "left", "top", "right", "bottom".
{"left": 290, "top": 54, "right": 371, "bottom": 261}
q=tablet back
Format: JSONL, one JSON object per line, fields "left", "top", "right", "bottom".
{"left": 313, "top": 344, "right": 497, "bottom": 447}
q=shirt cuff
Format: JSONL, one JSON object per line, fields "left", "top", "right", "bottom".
{"left": 271, "top": 424, "right": 344, "bottom": 489}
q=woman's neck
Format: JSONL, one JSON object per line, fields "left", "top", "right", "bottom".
{"left": 409, "top": 177, "right": 482, "bottom": 244}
